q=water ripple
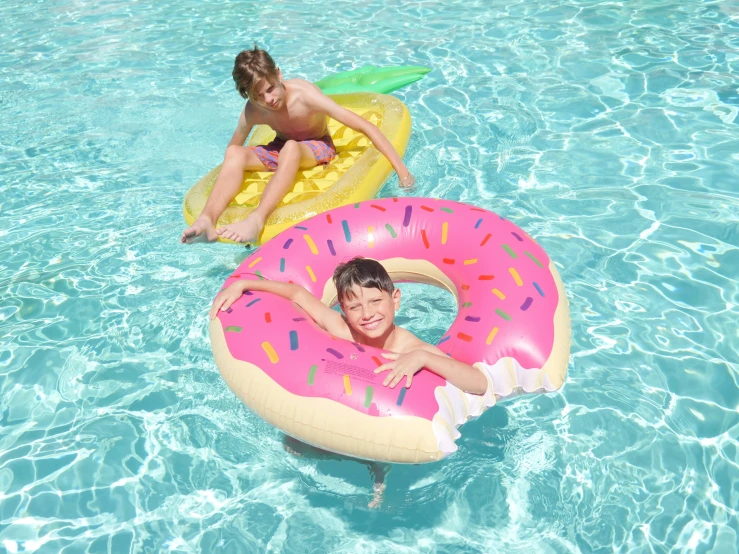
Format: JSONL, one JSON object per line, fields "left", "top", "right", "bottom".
{"left": 1, "top": 0, "right": 738, "bottom": 551}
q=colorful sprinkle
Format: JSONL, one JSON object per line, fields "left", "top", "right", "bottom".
{"left": 343, "top": 375, "right": 352, "bottom": 395}
{"left": 225, "top": 326, "right": 242, "bottom": 332}
{"left": 441, "top": 222, "right": 448, "bottom": 244}
{"left": 242, "top": 290, "right": 253, "bottom": 296}
{"left": 289, "top": 330, "right": 299, "bottom": 351}
{"left": 509, "top": 267, "right": 523, "bottom": 286}
{"left": 279, "top": 258, "right": 285, "bottom": 272}
{"left": 461, "top": 284, "right": 470, "bottom": 291}
{"left": 248, "top": 257, "right": 262, "bottom": 268}
{"left": 306, "top": 265, "right": 316, "bottom": 282}
{"left": 303, "top": 234, "right": 318, "bottom": 255}
{"left": 265, "top": 312, "right": 271, "bottom": 323}
{"left": 283, "top": 238, "right": 293, "bottom": 249}
{"left": 492, "top": 288, "right": 506, "bottom": 299}
{"left": 326, "top": 214, "right": 332, "bottom": 224}
{"left": 254, "top": 270, "right": 264, "bottom": 280}
{"left": 354, "top": 203, "right": 360, "bottom": 208}
{"left": 470, "top": 207, "right": 486, "bottom": 212}
{"left": 396, "top": 387, "right": 407, "bottom": 406}
{"left": 495, "top": 308, "right": 512, "bottom": 321}
{"left": 364, "top": 386, "right": 374, "bottom": 408}
{"left": 465, "top": 316, "right": 481, "bottom": 322}
{"left": 521, "top": 297, "right": 533, "bottom": 311}
{"left": 438, "top": 335, "right": 451, "bottom": 345}
{"left": 462, "top": 302, "right": 472, "bottom": 308}
{"left": 262, "top": 342, "right": 279, "bottom": 363}
{"left": 327, "top": 348, "right": 343, "bottom": 359}
{"left": 352, "top": 342, "right": 366, "bottom": 352}
{"left": 534, "top": 282, "right": 545, "bottom": 297}
{"left": 474, "top": 218, "right": 483, "bottom": 229}
{"left": 342, "top": 220, "right": 351, "bottom": 242}
{"left": 486, "top": 327, "right": 499, "bottom": 345}
{"left": 421, "top": 229, "right": 430, "bottom": 249}
{"left": 327, "top": 239, "right": 336, "bottom": 256}
{"left": 443, "top": 258, "right": 455, "bottom": 264}
{"left": 480, "top": 234, "right": 492, "bottom": 246}
{"left": 421, "top": 205, "right": 434, "bottom": 212}
{"left": 295, "top": 226, "right": 308, "bottom": 230}
{"left": 479, "top": 275, "right": 495, "bottom": 281}
{"left": 246, "top": 298, "right": 261, "bottom": 307}
{"left": 463, "top": 259, "right": 478, "bottom": 265}
{"left": 307, "top": 365, "right": 317, "bottom": 385}
{"left": 371, "top": 355, "right": 383, "bottom": 367}
{"left": 403, "top": 206, "right": 412, "bottom": 227}
{"left": 457, "top": 332, "right": 473, "bottom": 342}
{"left": 502, "top": 244, "right": 518, "bottom": 259}
{"left": 371, "top": 204, "right": 386, "bottom": 212}
{"left": 385, "top": 223, "right": 397, "bottom": 238}
{"left": 367, "top": 226, "right": 375, "bottom": 248}
{"left": 293, "top": 317, "right": 306, "bottom": 322}
{"left": 525, "top": 251, "right": 544, "bottom": 267}
{"left": 511, "top": 232, "right": 524, "bottom": 242}
{"left": 225, "top": 307, "right": 233, "bottom": 314}
{"left": 440, "top": 207, "right": 454, "bottom": 214}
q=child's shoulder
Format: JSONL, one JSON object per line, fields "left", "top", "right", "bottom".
{"left": 287, "top": 77, "right": 318, "bottom": 88}
{"left": 286, "top": 78, "right": 324, "bottom": 99}
{"left": 393, "top": 327, "right": 432, "bottom": 353}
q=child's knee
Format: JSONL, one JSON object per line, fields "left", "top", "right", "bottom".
{"left": 225, "top": 144, "right": 244, "bottom": 161}
{"left": 225, "top": 145, "right": 261, "bottom": 169}
{"left": 278, "top": 139, "right": 300, "bottom": 160}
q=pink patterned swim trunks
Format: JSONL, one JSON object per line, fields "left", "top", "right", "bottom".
{"left": 248, "top": 134, "right": 336, "bottom": 171}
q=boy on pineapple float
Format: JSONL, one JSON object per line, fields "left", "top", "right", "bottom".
{"left": 182, "top": 46, "right": 415, "bottom": 245}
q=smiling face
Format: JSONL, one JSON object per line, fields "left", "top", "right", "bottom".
{"left": 251, "top": 72, "right": 285, "bottom": 110}
{"left": 340, "top": 286, "right": 401, "bottom": 341}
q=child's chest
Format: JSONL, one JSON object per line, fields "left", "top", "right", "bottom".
{"left": 266, "top": 103, "right": 327, "bottom": 138}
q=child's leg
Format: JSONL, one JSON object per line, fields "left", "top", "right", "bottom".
{"left": 368, "top": 462, "right": 391, "bottom": 509}
{"left": 181, "top": 145, "right": 267, "bottom": 243}
{"left": 217, "top": 140, "right": 318, "bottom": 243}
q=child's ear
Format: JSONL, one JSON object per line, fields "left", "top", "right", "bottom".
{"left": 392, "top": 288, "right": 401, "bottom": 310}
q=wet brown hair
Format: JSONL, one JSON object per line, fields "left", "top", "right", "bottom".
{"left": 333, "top": 257, "right": 394, "bottom": 303}
{"left": 232, "top": 44, "right": 280, "bottom": 100}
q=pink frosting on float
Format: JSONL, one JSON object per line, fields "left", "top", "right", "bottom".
{"left": 215, "top": 197, "right": 558, "bottom": 422}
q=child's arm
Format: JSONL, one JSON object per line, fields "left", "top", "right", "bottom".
{"left": 210, "top": 279, "right": 351, "bottom": 338}
{"left": 375, "top": 345, "right": 488, "bottom": 395}
{"left": 227, "top": 109, "right": 254, "bottom": 147}
{"left": 308, "top": 92, "right": 415, "bottom": 188}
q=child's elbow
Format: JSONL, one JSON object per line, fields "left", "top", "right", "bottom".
{"left": 468, "top": 375, "right": 488, "bottom": 396}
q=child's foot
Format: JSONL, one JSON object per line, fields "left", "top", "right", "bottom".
{"left": 216, "top": 212, "right": 265, "bottom": 243}
{"left": 181, "top": 215, "right": 218, "bottom": 244}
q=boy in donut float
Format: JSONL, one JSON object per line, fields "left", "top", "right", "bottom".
{"left": 211, "top": 257, "right": 488, "bottom": 395}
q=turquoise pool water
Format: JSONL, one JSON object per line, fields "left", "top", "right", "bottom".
{"left": 2, "top": 0, "right": 738, "bottom": 551}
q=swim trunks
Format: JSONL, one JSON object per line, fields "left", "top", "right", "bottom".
{"left": 249, "top": 135, "right": 337, "bottom": 171}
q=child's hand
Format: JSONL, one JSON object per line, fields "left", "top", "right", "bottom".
{"left": 374, "top": 350, "right": 427, "bottom": 389}
{"left": 399, "top": 172, "right": 416, "bottom": 189}
{"left": 209, "top": 282, "right": 247, "bottom": 320}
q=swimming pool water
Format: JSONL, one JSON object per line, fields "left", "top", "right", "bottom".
{"left": 2, "top": 0, "right": 738, "bottom": 552}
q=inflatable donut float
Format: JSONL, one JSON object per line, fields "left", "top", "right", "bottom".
{"left": 209, "top": 197, "right": 570, "bottom": 463}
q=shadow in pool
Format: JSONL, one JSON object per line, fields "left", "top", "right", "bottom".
{"left": 285, "top": 403, "right": 511, "bottom": 535}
